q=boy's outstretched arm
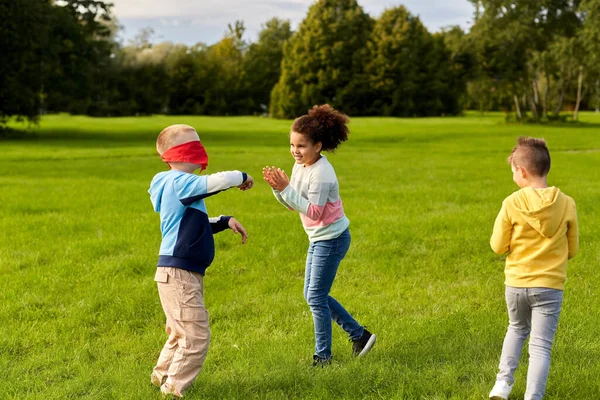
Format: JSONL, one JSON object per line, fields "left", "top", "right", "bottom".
{"left": 206, "top": 171, "right": 253, "bottom": 193}
{"left": 228, "top": 217, "right": 248, "bottom": 244}
{"left": 490, "top": 201, "right": 512, "bottom": 254}
{"left": 209, "top": 216, "right": 247, "bottom": 243}
{"left": 175, "top": 171, "right": 253, "bottom": 205}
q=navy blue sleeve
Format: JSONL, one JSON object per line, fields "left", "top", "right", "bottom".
{"left": 210, "top": 215, "right": 232, "bottom": 234}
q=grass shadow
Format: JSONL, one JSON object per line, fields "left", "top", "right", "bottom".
{"left": 504, "top": 119, "right": 600, "bottom": 129}
{"left": 1, "top": 126, "right": 284, "bottom": 149}
{"left": 0, "top": 125, "right": 39, "bottom": 140}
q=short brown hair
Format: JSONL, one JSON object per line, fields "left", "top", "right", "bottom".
{"left": 291, "top": 104, "right": 349, "bottom": 151}
{"left": 156, "top": 124, "right": 197, "bottom": 155}
{"left": 508, "top": 136, "right": 551, "bottom": 177}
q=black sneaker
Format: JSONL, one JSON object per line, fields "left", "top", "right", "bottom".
{"left": 311, "top": 354, "right": 332, "bottom": 367}
{"left": 352, "top": 328, "right": 376, "bottom": 357}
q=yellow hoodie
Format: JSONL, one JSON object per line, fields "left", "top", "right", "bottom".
{"left": 491, "top": 186, "right": 578, "bottom": 290}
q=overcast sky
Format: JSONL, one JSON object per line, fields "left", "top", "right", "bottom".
{"left": 114, "top": 0, "right": 475, "bottom": 46}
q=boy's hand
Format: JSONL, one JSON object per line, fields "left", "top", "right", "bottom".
{"left": 228, "top": 217, "right": 248, "bottom": 244}
{"left": 262, "top": 166, "right": 289, "bottom": 191}
{"left": 238, "top": 174, "right": 254, "bottom": 191}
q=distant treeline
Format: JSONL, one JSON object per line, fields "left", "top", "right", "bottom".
{"left": 1, "top": 0, "right": 599, "bottom": 124}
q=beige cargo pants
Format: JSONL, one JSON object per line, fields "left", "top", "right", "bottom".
{"left": 152, "top": 267, "right": 210, "bottom": 397}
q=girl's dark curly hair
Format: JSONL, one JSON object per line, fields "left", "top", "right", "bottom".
{"left": 291, "top": 104, "right": 349, "bottom": 151}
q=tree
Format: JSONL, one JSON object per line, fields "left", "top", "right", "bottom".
{"left": 242, "top": 18, "right": 292, "bottom": 113}
{"left": 0, "top": 0, "right": 53, "bottom": 124}
{"left": 168, "top": 45, "right": 214, "bottom": 115}
{"left": 166, "top": 22, "right": 250, "bottom": 116}
{"left": 205, "top": 21, "right": 250, "bottom": 114}
{"left": 468, "top": 1, "right": 535, "bottom": 118}
{"left": 43, "top": 0, "right": 115, "bottom": 115}
{"left": 270, "top": 0, "right": 373, "bottom": 118}
{"left": 128, "top": 27, "right": 155, "bottom": 49}
{"left": 467, "top": 0, "right": 584, "bottom": 120}
{"left": 440, "top": 26, "right": 476, "bottom": 110}
{"left": 363, "top": 6, "right": 463, "bottom": 116}
{"left": 578, "top": 0, "right": 600, "bottom": 114}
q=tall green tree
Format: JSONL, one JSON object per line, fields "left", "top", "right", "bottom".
{"left": 270, "top": 0, "right": 373, "bottom": 118}
{"left": 0, "top": 0, "right": 53, "bottom": 124}
{"left": 467, "top": 0, "right": 584, "bottom": 119}
{"left": 168, "top": 22, "right": 249, "bottom": 115}
{"left": 242, "top": 18, "right": 292, "bottom": 113}
{"left": 577, "top": 0, "right": 600, "bottom": 114}
{"left": 363, "top": 6, "right": 463, "bottom": 116}
{"left": 50, "top": 1, "right": 114, "bottom": 114}
{"left": 168, "top": 45, "right": 215, "bottom": 115}
{"left": 206, "top": 21, "right": 250, "bottom": 114}
{"left": 439, "top": 26, "right": 475, "bottom": 110}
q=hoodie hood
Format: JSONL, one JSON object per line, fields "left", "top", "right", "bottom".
{"left": 149, "top": 172, "right": 170, "bottom": 212}
{"left": 510, "top": 186, "right": 567, "bottom": 238}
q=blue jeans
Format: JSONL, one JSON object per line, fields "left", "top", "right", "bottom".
{"left": 304, "top": 229, "right": 363, "bottom": 359}
{"left": 497, "top": 286, "right": 563, "bottom": 400}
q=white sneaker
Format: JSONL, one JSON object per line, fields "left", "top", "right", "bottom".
{"left": 489, "top": 380, "right": 513, "bottom": 399}
{"left": 151, "top": 372, "right": 165, "bottom": 388}
{"left": 160, "top": 382, "right": 182, "bottom": 399}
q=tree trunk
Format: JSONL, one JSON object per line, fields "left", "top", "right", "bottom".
{"left": 542, "top": 74, "right": 549, "bottom": 118}
{"left": 555, "top": 89, "right": 566, "bottom": 115}
{"left": 531, "top": 77, "right": 540, "bottom": 120}
{"left": 513, "top": 94, "right": 522, "bottom": 120}
{"left": 532, "top": 76, "right": 539, "bottom": 106}
{"left": 574, "top": 66, "right": 584, "bottom": 121}
{"left": 529, "top": 96, "right": 538, "bottom": 120}
{"left": 596, "top": 79, "right": 600, "bottom": 113}
{"left": 555, "top": 67, "right": 572, "bottom": 116}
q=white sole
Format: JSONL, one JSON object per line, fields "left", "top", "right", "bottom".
{"left": 358, "top": 334, "right": 376, "bottom": 357}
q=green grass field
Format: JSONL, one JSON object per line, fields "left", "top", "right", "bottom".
{"left": 1, "top": 113, "right": 599, "bottom": 399}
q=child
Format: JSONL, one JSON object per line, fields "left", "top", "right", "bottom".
{"left": 489, "top": 137, "right": 578, "bottom": 400}
{"left": 148, "top": 124, "right": 253, "bottom": 397}
{"left": 262, "top": 104, "right": 376, "bottom": 367}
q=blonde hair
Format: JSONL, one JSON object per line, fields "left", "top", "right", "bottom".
{"left": 156, "top": 124, "right": 197, "bottom": 155}
{"left": 508, "top": 136, "right": 551, "bottom": 177}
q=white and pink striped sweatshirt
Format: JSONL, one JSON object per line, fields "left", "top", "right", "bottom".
{"left": 273, "top": 155, "right": 350, "bottom": 242}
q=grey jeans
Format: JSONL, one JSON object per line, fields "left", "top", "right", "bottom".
{"left": 496, "top": 286, "right": 563, "bottom": 400}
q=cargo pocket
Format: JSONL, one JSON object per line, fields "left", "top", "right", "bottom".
{"left": 174, "top": 307, "right": 207, "bottom": 322}
{"left": 173, "top": 307, "right": 209, "bottom": 349}
{"left": 154, "top": 269, "right": 169, "bottom": 283}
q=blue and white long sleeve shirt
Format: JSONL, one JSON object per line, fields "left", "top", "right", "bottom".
{"left": 149, "top": 169, "right": 247, "bottom": 275}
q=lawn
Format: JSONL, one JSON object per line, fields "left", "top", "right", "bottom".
{"left": 1, "top": 112, "right": 599, "bottom": 399}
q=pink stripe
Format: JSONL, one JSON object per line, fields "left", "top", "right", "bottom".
{"left": 306, "top": 203, "right": 325, "bottom": 220}
{"left": 301, "top": 199, "right": 345, "bottom": 228}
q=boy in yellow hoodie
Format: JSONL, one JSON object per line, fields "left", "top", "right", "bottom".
{"left": 489, "top": 137, "right": 578, "bottom": 400}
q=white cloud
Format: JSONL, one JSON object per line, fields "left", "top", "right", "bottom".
{"left": 114, "top": 0, "right": 473, "bottom": 24}
{"left": 114, "top": 0, "right": 474, "bottom": 45}
{"left": 159, "top": 18, "right": 182, "bottom": 27}
{"left": 113, "top": 0, "right": 313, "bottom": 19}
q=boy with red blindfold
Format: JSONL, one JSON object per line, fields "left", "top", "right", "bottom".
{"left": 148, "top": 124, "right": 253, "bottom": 397}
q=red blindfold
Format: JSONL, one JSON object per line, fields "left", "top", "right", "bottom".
{"left": 161, "top": 141, "right": 209, "bottom": 170}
